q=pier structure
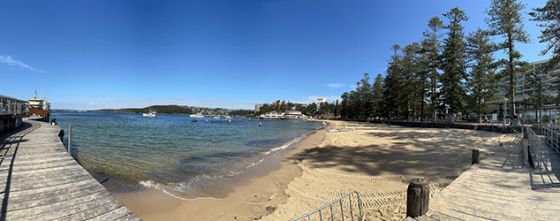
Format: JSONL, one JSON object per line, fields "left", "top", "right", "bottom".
{"left": 417, "top": 127, "right": 560, "bottom": 220}
{"left": 0, "top": 95, "right": 27, "bottom": 134}
{"left": 0, "top": 119, "right": 140, "bottom": 220}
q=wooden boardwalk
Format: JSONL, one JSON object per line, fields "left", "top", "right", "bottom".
{"left": 0, "top": 119, "right": 140, "bottom": 220}
{"left": 418, "top": 136, "right": 560, "bottom": 220}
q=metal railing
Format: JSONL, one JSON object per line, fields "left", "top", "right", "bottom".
{"left": 291, "top": 191, "right": 363, "bottom": 221}
{"left": 540, "top": 123, "right": 560, "bottom": 153}
{"left": 527, "top": 126, "right": 542, "bottom": 168}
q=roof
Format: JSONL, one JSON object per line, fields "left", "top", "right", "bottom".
{"left": 0, "top": 95, "right": 27, "bottom": 103}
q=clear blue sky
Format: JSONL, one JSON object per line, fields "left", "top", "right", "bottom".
{"left": 0, "top": 0, "right": 549, "bottom": 110}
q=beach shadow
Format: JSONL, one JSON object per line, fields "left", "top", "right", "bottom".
{"left": 291, "top": 125, "right": 505, "bottom": 179}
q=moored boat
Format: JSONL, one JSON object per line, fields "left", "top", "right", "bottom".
{"left": 190, "top": 113, "right": 204, "bottom": 118}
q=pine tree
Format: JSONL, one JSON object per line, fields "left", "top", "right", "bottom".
{"left": 401, "top": 43, "right": 423, "bottom": 120}
{"left": 422, "top": 16, "right": 444, "bottom": 121}
{"left": 382, "top": 45, "right": 403, "bottom": 119}
{"left": 466, "top": 29, "right": 498, "bottom": 122}
{"left": 524, "top": 70, "right": 547, "bottom": 125}
{"left": 372, "top": 74, "right": 384, "bottom": 118}
{"left": 356, "top": 73, "right": 374, "bottom": 120}
{"left": 530, "top": 0, "right": 560, "bottom": 67}
{"left": 531, "top": 0, "right": 560, "bottom": 105}
{"left": 441, "top": 8, "right": 468, "bottom": 117}
{"left": 487, "top": 0, "right": 529, "bottom": 119}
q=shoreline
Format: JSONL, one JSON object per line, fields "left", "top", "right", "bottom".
{"left": 113, "top": 120, "right": 330, "bottom": 220}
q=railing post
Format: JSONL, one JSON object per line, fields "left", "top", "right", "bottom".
{"left": 472, "top": 149, "right": 480, "bottom": 164}
{"left": 68, "top": 124, "right": 72, "bottom": 154}
{"left": 407, "top": 178, "right": 429, "bottom": 218}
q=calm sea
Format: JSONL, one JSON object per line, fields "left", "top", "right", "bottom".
{"left": 52, "top": 112, "right": 322, "bottom": 199}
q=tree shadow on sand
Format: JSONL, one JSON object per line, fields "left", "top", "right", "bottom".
{"left": 290, "top": 127, "right": 505, "bottom": 179}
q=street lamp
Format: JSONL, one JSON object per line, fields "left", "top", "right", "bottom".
{"left": 445, "top": 104, "right": 450, "bottom": 124}
{"left": 503, "top": 98, "right": 509, "bottom": 127}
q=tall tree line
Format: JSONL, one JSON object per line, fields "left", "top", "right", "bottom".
{"left": 339, "top": 1, "right": 560, "bottom": 122}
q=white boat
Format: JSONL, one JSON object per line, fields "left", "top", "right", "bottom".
{"left": 143, "top": 108, "right": 157, "bottom": 117}
{"left": 190, "top": 114, "right": 204, "bottom": 118}
{"left": 142, "top": 111, "right": 157, "bottom": 117}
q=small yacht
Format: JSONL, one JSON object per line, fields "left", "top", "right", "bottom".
{"left": 142, "top": 108, "right": 157, "bottom": 117}
{"left": 190, "top": 113, "right": 204, "bottom": 118}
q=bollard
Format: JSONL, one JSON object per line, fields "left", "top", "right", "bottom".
{"left": 68, "top": 124, "right": 72, "bottom": 154}
{"left": 472, "top": 149, "right": 480, "bottom": 164}
{"left": 58, "top": 129, "right": 65, "bottom": 142}
{"left": 406, "top": 178, "right": 429, "bottom": 218}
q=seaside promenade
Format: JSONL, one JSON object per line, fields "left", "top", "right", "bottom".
{"left": 419, "top": 130, "right": 560, "bottom": 220}
{"left": 0, "top": 119, "right": 139, "bottom": 220}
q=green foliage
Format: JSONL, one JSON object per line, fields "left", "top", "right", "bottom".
{"left": 422, "top": 16, "right": 444, "bottom": 121}
{"left": 531, "top": 0, "right": 560, "bottom": 104}
{"left": 466, "top": 29, "right": 498, "bottom": 121}
{"left": 487, "top": 0, "right": 529, "bottom": 117}
{"left": 440, "top": 8, "right": 468, "bottom": 114}
{"left": 530, "top": 0, "right": 560, "bottom": 67}
{"left": 523, "top": 64, "right": 550, "bottom": 122}
{"left": 372, "top": 74, "right": 384, "bottom": 117}
{"left": 339, "top": 73, "right": 376, "bottom": 120}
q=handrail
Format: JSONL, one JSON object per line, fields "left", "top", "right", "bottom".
{"left": 291, "top": 191, "right": 363, "bottom": 221}
{"left": 527, "top": 126, "right": 541, "bottom": 168}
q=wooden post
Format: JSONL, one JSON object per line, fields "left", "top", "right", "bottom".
{"left": 68, "top": 124, "right": 72, "bottom": 154}
{"left": 406, "top": 178, "right": 429, "bottom": 218}
{"left": 472, "top": 149, "right": 480, "bottom": 164}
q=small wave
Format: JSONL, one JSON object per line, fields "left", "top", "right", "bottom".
{"left": 246, "top": 158, "right": 265, "bottom": 169}
{"left": 263, "top": 134, "right": 306, "bottom": 155}
{"left": 139, "top": 179, "right": 221, "bottom": 201}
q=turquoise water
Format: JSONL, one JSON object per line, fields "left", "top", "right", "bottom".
{"left": 52, "top": 112, "right": 321, "bottom": 199}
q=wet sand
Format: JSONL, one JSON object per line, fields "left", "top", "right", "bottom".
{"left": 114, "top": 121, "right": 512, "bottom": 221}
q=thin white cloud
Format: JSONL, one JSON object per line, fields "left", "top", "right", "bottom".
{"left": 326, "top": 83, "right": 345, "bottom": 88}
{"left": 0, "top": 55, "right": 40, "bottom": 72}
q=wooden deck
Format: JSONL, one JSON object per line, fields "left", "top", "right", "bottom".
{"left": 418, "top": 136, "right": 560, "bottom": 220}
{"left": 0, "top": 119, "right": 140, "bottom": 220}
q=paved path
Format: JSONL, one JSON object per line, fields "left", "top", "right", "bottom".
{"left": 419, "top": 136, "right": 560, "bottom": 220}
{"left": 0, "top": 119, "right": 140, "bottom": 220}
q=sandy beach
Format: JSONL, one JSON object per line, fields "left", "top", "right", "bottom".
{"left": 114, "top": 121, "right": 512, "bottom": 221}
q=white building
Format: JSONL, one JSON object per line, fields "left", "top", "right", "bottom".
{"left": 285, "top": 110, "right": 307, "bottom": 119}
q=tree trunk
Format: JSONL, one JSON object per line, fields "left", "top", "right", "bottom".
{"left": 431, "top": 69, "right": 437, "bottom": 122}
{"left": 420, "top": 87, "right": 425, "bottom": 122}
{"left": 507, "top": 33, "right": 517, "bottom": 119}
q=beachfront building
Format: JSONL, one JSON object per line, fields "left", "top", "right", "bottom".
{"left": 284, "top": 110, "right": 307, "bottom": 119}
{"left": 485, "top": 59, "right": 560, "bottom": 123}
{"left": 0, "top": 95, "right": 28, "bottom": 133}
{"left": 260, "top": 111, "right": 283, "bottom": 119}
{"left": 316, "top": 97, "right": 326, "bottom": 111}
{"left": 514, "top": 60, "right": 559, "bottom": 122}
{"left": 254, "top": 103, "right": 264, "bottom": 112}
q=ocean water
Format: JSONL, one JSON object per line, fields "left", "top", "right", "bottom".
{"left": 52, "top": 112, "right": 322, "bottom": 199}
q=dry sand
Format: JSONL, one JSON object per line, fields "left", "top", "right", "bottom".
{"left": 114, "top": 121, "right": 511, "bottom": 221}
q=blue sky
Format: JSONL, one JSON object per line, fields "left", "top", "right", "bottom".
{"left": 0, "top": 0, "right": 550, "bottom": 110}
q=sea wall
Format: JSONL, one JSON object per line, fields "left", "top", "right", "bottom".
{"left": 368, "top": 120, "right": 517, "bottom": 134}
{"left": 0, "top": 114, "right": 23, "bottom": 134}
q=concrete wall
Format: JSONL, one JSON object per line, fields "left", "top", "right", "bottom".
{"left": 369, "top": 120, "right": 517, "bottom": 133}
{"left": 0, "top": 114, "right": 23, "bottom": 134}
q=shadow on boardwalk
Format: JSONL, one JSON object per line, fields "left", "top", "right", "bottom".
{"left": 421, "top": 137, "right": 560, "bottom": 220}
{"left": 0, "top": 120, "right": 140, "bottom": 221}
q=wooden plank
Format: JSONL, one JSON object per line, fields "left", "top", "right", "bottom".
{"left": 88, "top": 206, "right": 131, "bottom": 221}
{"left": 0, "top": 120, "right": 140, "bottom": 220}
